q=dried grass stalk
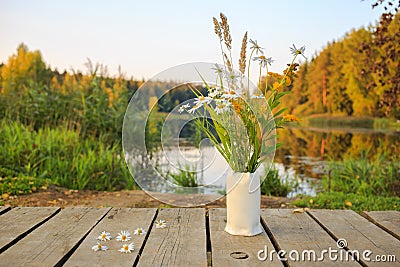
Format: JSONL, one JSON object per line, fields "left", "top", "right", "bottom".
{"left": 219, "top": 13, "right": 232, "bottom": 50}
{"left": 213, "top": 17, "right": 222, "bottom": 40}
{"left": 239, "top": 32, "right": 247, "bottom": 74}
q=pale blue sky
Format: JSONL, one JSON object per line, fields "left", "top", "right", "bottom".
{"left": 0, "top": 0, "right": 384, "bottom": 81}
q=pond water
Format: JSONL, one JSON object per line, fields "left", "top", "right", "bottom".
{"left": 133, "top": 126, "right": 400, "bottom": 197}
{"left": 276, "top": 126, "right": 399, "bottom": 194}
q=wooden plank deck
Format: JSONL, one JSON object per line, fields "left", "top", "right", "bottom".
{"left": 362, "top": 211, "right": 400, "bottom": 240}
{"left": 261, "top": 209, "right": 360, "bottom": 266}
{"left": 0, "top": 207, "right": 59, "bottom": 253}
{"left": 308, "top": 210, "right": 400, "bottom": 266}
{"left": 209, "top": 208, "right": 281, "bottom": 267}
{"left": 64, "top": 208, "right": 157, "bottom": 267}
{"left": 0, "top": 207, "right": 398, "bottom": 267}
{"left": 0, "top": 206, "right": 10, "bottom": 215}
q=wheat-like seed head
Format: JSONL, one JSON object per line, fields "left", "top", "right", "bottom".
{"left": 219, "top": 13, "right": 232, "bottom": 50}
{"left": 223, "top": 53, "right": 232, "bottom": 72}
{"left": 213, "top": 17, "right": 222, "bottom": 40}
{"left": 239, "top": 31, "right": 248, "bottom": 74}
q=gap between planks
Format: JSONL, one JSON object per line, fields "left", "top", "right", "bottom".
{"left": 261, "top": 209, "right": 361, "bottom": 267}
{"left": 0, "top": 207, "right": 111, "bottom": 267}
{"left": 136, "top": 208, "right": 207, "bottom": 267}
{"left": 361, "top": 211, "right": 400, "bottom": 241}
{"left": 307, "top": 210, "right": 400, "bottom": 267}
{"left": 0, "top": 207, "right": 60, "bottom": 254}
{"left": 0, "top": 206, "right": 11, "bottom": 215}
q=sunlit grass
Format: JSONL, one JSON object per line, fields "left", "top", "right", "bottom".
{"left": 0, "top": 120, "right": 136, "bottom": 192}
{"left": 260, "top": 167, "right": 294, "bottom": 197}
{"left": 324, "top": 151, "right": 399, "bottom": 197}
{"left": 293, "top": 192, "right": 399, "bottom": 212}
{"left": 292, "top": 150, "right": 400, "bottom": 212}
{"left": 165, "top": 164, "right": 198, "bottom": 188}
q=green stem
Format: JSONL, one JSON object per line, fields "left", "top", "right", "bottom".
{"left": 258, "top": 65, "right": 262, "bottom": 92}
{"left": 247, "top": 49, "right": 255, "bottom": 96}
{"left": 264, "top": 65, "right": 269, "bottom": 92}
{"left": 280, "top": 55, "right": 298, "bottom": 86}
{"left": 219, "top": 40, "right": 227, "bottom": 74}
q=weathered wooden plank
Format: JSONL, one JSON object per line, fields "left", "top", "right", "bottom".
{"left": 0, "top": 207, "right": 60, "bottom": 253}
{"left": 64, "top": 208, "right": 157, "bottom": 267}
{"left": 0, "top": 207, "right": 110, "bottom": 267}
{"left": 136, "top": 208, "right": 207, "bottom": 267}
{"left": 261, "top": 209, "right": 359, "bottom": 266}
{"left": 362, "top": 211, "right": 400, "bottom": 240}
{"left": 209, "top": 208, "right": 282, "bottom": 267}
{"left": 309, "top": 210, "right": 400, "bottom": 266}
{"left": 0, "top": 206, "right": 11, "bottom": 215}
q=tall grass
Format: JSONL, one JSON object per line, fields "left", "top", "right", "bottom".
{"left": 260, "top": 167, "right": 294, "bottom": 197}
{"left": 293, "top": 150, "right": 400, "bottom": 212}
{"left": 323, "top": 151, "right": 399, "bottom": 197}
{"left": 0, "top": 120, "right": 136, "bottom": 191}
{"left": 0, "top": 82, "right": 131, "bottom": 144}
{"left": 165, "top": 164, "right": 198, "bottom": 188}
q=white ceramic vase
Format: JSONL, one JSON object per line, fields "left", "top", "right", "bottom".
{"left": 225, "top": 172, "right": 263, "bottom": 236}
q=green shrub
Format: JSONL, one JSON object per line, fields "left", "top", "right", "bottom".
{"left": 166, "top": 164, "right": 198, "bottom": 187}
{"left": 260, "top": 167, "right": 292, "bottom": 197}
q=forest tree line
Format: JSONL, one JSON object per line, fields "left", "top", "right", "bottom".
{"left": 284, "top": 12, "right": 399, "bottom": 119}
{"left": 1, "top": 13, "right": 399, "bottom": 124}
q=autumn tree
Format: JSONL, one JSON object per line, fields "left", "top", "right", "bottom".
{"left": 360, "top": 0, "right": 400, "bottom": 118}
{"left": 0, "top": 43, "right": 51, "bottom": 94}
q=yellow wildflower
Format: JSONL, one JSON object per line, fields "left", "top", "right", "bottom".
{"left": 284, "top": 76, "right": 292, "bottom": 86}
{"left": 283, "top": 114, "right": 301, "bottom": 122}
{"left": 231, "top": 99, "right": 243, "bottom": 115}
{"left": 273, "top": 82, "right": 283, "bottom": 91}
{"left": 268, "top": 72, "right": 283, "bottom": 80}
{"left": 345, "top": 201, "right": 352, "bottom": 207}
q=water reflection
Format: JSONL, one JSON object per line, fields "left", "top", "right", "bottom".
{"left": 128, "top": 125, "right": 399, "bottom": 197}
{"left": 275, "top": 126, "right": 400, "bottom": 181}
{"left": 270, "top": 126, "right": 399, "bottom": 196}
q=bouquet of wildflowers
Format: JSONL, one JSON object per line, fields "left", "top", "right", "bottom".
{"left": 181, "top": 13, "right": 303, "bottom": 173}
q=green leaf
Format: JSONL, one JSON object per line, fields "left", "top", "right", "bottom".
{"left": 274, "top": 108, "right": 288, "bottom": 118}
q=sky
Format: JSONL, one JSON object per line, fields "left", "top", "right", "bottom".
{"left": 0, "top": 0, "right": 384, "bottom": 81}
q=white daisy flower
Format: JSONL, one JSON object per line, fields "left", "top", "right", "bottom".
{"left": 290, "top": 44, "right": 307, "bottom": 59}
{"left": 251, "top": 93, "right": 265, "bottom": 99}
{"left": 215, "top": 103, "right": 230, "bottom": 114}
{"left": 155, "top": 219, "right": 167, "bottom": 228}
{"left": 249, "top": 39, "right": 264, "bottom": 55}
{"left": 252, "top": 55, "right": 274, "bottom": 68}
{"left": 221, "top": 90, "right": 239, "bottom": 99}
{"left": 211, "top": 64, "right": 224, "bottom": 75}
{"left": 225, "top": 73, "right": 240, "bottom": 85}
{"left": 178, "top": 103, "right": 190, "bottom": 113}
{"left": 97, "top": 231, "right": 111, "bottom": 241}
{"left": 116, "top": 230, "right": 131, "bottom": 242}
{"left": 194, "top": 96, "right": 212, "bottom": 106}
{"left": 208, "top": 89, "right": 221, "bottom": 98}
{"left": 187, "top": 105, "right": 201, "bottom": 114}
{"left": 134, "top": 227, "right": 146, "bottom": 235}
{"left": 118, "top": 243, "right": 135, "bottom": 253}
{"left": 92, "top": 242, "right": 108, "bottom": 252}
